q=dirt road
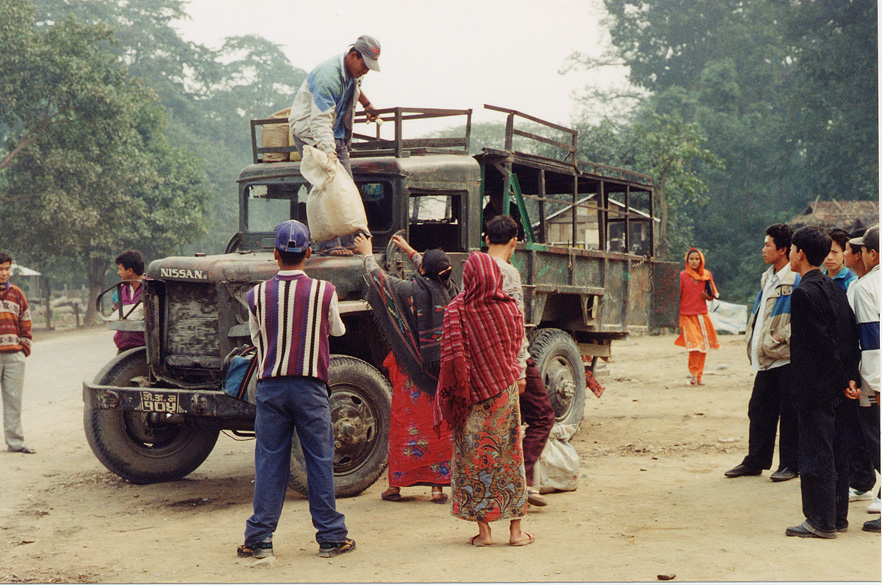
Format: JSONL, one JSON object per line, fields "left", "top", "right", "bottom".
{"left": 1, "top": 328, "right": 879, "bottom": 583}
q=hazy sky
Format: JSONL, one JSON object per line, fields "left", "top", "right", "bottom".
{"left": 174, "top": 0, "right": 627, "bottom": 131}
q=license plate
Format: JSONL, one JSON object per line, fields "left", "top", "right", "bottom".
{"left": 138, "top": 391, "right": 180, "bottom": 413}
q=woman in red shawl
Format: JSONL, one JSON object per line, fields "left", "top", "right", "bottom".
{"left": 435, "top": 251, "right": 534, "bottom": 547}
{"left": 675, "top": 247, "right": 720, "bottom": 385}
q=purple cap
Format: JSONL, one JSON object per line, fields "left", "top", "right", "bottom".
{"left": 274, "top": 220, "right": 310, "bottom": 253}
{"left": 353, "top": 35, "right": 381, "bottom": 72}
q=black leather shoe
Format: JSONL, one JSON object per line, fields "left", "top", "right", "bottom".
{"left": 785, "top": 521, "right": 836, "bottom": 539}
{"left": 863, "top": 518, "right": 881, "bottom": 533}
{"left": 724, "top": 464, "right": 762, "bottom": 478}
{"left": 770, "top": 467, "right": 799, "bottom": 482}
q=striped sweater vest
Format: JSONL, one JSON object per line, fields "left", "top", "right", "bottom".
{"left": 247, "top": 274, "right": 336, "bottom": 383}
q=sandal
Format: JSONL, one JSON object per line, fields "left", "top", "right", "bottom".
{"left": 510, "top": 532, "right": 535, "bottom": 547}
{"left": 380, "top": 488, "right": 401, "bottom": 502}
{"left": 431, "top": 486, "right": 448, "bottom": 504}
{"left": 8, "top": 446, "right": 35, "bottom": 454}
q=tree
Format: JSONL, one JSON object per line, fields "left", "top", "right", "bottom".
{"left": 630, "top": 112, "right": 722, "bottom": 259}
{"left": 0, "top": 0, "right": 210, "bottom": 321}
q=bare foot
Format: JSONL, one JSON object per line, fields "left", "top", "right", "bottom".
{"left": 510, "top": 532, "right": 535, "bottom": 546}
{"left": 469, "top": 535, "right": 492, "bottom": 547}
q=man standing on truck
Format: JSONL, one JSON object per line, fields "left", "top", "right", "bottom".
{"left": 485, "top": 215, "right": 556, "bottom": 506}
{"left": 237, "top": 220, "right": 355, "bottom": 559}
{"left": 289, "top": 35, "right": 380, "bottom": 177}
{"left": 288, "top": 35, "right": 381, "bottom": 255}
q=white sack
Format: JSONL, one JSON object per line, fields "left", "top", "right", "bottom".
{"left": 707, "top": 299, "right": 748, "bottom": 334}
{"left": 534, "top": 423, "right": 581, "bottom": 494}
{"left": 300, "top": 145, "right": 369, "bottom": 242}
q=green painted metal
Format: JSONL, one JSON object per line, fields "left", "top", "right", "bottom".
{"left": 509, "top": 173, "right": 536, "bottom": 244}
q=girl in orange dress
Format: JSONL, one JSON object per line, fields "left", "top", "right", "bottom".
{"left": 674, "top": 248, "right": 720, "bottom": 384}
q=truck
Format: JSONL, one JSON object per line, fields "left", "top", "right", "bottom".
{"left": 84, "top": 105, "right": 679, "bottom": 497}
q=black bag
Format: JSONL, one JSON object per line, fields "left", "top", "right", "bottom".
{"left": 221, "top": 345, "right": 259, "bottom": 403}
{"left": 704, "top": 280, "right": 714, "bottom": 298}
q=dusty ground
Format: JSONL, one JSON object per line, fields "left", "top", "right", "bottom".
{"left": 1, "top": 327, "right": 879, "bottom": 583}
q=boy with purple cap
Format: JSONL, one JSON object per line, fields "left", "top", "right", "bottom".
{"left": 238, "top": 220, "right": 355, "bottom": 559}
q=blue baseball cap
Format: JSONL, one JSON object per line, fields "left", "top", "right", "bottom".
{"left": 274, "top": 220, "right": 310, "bottom": 253}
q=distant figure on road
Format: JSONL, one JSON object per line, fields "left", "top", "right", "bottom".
{"left": 675, "top": 248, "right": 720, "bottom": 385}
{"left": 0, "top": 251, "right": 34, "bottom": 454}
{"left": 112, "top": 250, "right": 145, "bottom": 353}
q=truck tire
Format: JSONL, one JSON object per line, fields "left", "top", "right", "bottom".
{"left": 288, "top": 355, "right": 392, "bottom": 498}
{"left": 528, "top": 328, "right": 586, "bottom": 429}
{"left": 84, "top": 348, "right": 220, "bottom": 484}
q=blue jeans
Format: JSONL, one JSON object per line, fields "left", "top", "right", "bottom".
{"left": 244, "top": 376, "right": 348, "bottom": 546}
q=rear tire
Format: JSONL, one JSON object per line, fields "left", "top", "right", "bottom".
{"left": 288, "top": 355, "right": 392, "bottom": 498}
{"left": 528, "top": 328, "right": 586, "bottom": 429}
{"left": 84, "top": 348, "right": 219, "bottom": 484}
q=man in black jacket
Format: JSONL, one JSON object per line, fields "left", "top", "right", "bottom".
{"left": 785, "top": 226, "right": 861, "bottom": 539}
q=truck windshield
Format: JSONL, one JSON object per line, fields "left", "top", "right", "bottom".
{"left": 245, "top": 181, "right": 393, "bottom": 235}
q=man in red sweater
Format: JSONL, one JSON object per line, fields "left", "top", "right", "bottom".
{"left": 0, "top": 252, "right": 33, "bottom": 454}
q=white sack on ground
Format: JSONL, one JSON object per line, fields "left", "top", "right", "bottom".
{"left": 706, "top": 299, "right": 748, "bottom": 335}
{"left": 300, "top": 145, "right": 369, "bottom": 242}
{"left": 535, "top": 423, "right": 581, "bottom": 493}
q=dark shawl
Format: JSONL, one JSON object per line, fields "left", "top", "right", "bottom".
{"left": 365, "top": 258, "right": 457, "bottom": 396}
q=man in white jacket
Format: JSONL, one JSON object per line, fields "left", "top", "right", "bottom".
{"left": 848, "top": 225, "right": 880, "bottom": 533}
{"left": 289, "top": 35, "right": 381, "bottom": 178}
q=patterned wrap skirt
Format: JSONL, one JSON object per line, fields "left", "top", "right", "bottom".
{"left": 385, "top": 353, "right": 452, "bottom": 487}
{"left": 450, "top": 382, "right": 528, "bottom": 522}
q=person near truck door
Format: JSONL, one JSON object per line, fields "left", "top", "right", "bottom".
{"left": 288, "top": 35, "right": 381, "bottom": 256}
{"left": 674, "top": 247, "right": 720, "bottom": 385}
{"left": 237, "top": 220, "right": 355, "bottom": 559}
{"left": 785, "top": 226, "right": 861, "bottom": 539}
{"left": 484, "top": 215, "right": 555, "bottom": 507}
{"left": 111, "top": 250, "right": 145, "bottom": 353}
{"left": 0, "top": 252, "right": 33, "bottom": 454}
{"left": 353, "top": 233, "right": 456, "bottom": 504}
{"left": 435, "top": 251, "right": 534, "bottom": 547}
{"left": 724, "top": 224, "right": 800, "bottom": 482}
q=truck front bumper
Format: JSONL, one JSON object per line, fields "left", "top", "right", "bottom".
{"left": 83, "top": 382, "right": 256, "bottom": 418}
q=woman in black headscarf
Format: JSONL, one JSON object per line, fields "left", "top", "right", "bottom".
{"left": 353, "top": 233, "right": 457, "bottom": 503}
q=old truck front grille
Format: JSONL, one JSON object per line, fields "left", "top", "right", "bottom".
{"left": 164, "top": 282, "right": 221, "bottom": 369}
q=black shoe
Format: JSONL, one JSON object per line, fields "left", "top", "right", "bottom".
{"left": 863, "top": 518, "right": 881, "bottom": 533}
{"left": 318, "top": 538, "right": 356, "bottom": 558}
{"left": 785, "top": 521, "right": 836, "bottom": 539}
{"left": 724, "top": 464, "right": 762, "bottom": 478}
{"left": 770, "top": 467, "right": 798, "bottom": 482}
{"left": 237, "top": 540, "right": 273, "bottom": 559}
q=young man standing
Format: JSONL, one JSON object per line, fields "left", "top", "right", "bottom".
{"left": 785, "top": 226, "right": 861, "bottom": 539}
{"left": 238, "top": 220, "right": 355, "bottom": 559}
{"left": 484, "top": 215, "right": 556, "bottom": 506}
{"left": 824, "top": 228, "right": 859, "bottom": 292}
{"left": 112, "top": 250, "right": 145, "bottom": 353}
{"left": 725, "top": 224, "right": 800, "bottom": 481}
{"left": 0, "top": 252, "right": 33, "bottom": 454}
{"left": 848, "top": 225, "right": 881, "bottom": 532}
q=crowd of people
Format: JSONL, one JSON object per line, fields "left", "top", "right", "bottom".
{"left": 682, "top": 224, "right": 880, "bottom": 537}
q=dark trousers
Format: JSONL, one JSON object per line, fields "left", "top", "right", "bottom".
{"left": 520, "top": 358, "right": 556, "bottom": 485}
{"left": 244, "top": 376, "right": 348, "bottom": 546}
{"left": 859, "top": 401, "right": 881, "bottom": 474}
{"left": 742, "top": 365, "right": 799, "bottom": 471}
{"left": 797, "top": 396, "right": 851, "bottom": 532}
{"left": 846, "top": 399, "right": 877, "bottom": 492}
